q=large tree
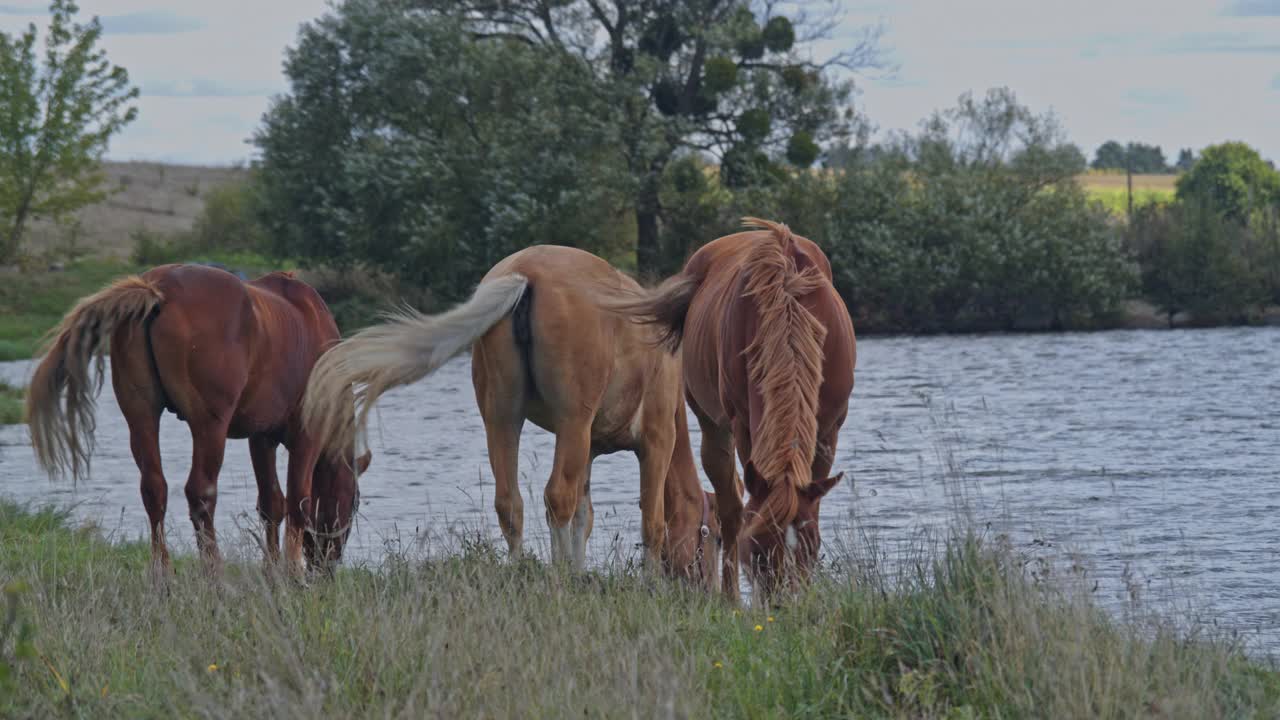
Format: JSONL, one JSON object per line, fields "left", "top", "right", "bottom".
{"left": 417, "top": 0, "right": 885, "bottom": 274}
{"left": 0, "top": 0, "right": 138, "bottom": 262}
{"left": 254, "top": 1, "right": 631, "bottom": 300}
{"left": 1175, "top": 142, "right": 1280, "bottom": 223}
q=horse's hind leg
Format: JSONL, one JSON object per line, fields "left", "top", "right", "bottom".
{"left": 572, "top": 462, "right": 594, "bottom": 569}
{"left": 473, "top": 333, "right": 528, "bottom": 557}
{"left": 483, "top": 418, "right": 525, "bottom": 556}
{"left": 637, "top": 425, "right": 674, "bottom": 574}
{"left": 186, "top": 418, "right": 231, "bottom": 574}
{"left": 249, "top": 435, "right": 284, "bottom": 564}
{"left": 545, "top": 417, "right": 593, "bottom": 570}
{"left": 111, "top": 327, "right": 171, "bottom": 581}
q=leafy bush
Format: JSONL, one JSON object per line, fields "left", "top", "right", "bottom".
{"left": 1128, "top": 200, "right": 1280, "bottom": 322}
{"left": 824, "top": 90, "right": 1135, "bottom": 332}
{"left": 190, "top": 180, "right": 266, "bottom": 253}
{"left": 1176, "top": 142, "right": 1280, "bottom": 224}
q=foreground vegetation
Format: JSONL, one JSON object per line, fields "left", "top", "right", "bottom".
{"left": 1, "top": 500, "right": 1275, "bottom": 718}
{"left": 0, "top": 381, "right": 22, "bottom": 424}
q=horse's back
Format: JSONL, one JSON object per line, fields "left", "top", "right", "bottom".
{"left": 475, "top": 245, "right": 674, "bottom": 448}
{"left": 681, "top": 228, "right": 853, "bottom": 426}
{"left": 137, "top": 265, "right": 333, "bottom": 437}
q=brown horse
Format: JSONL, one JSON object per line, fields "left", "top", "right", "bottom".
{"left": 608, "top": 218, "right": 855, "bottom": 599}
{"left": 302, "top": 245, "right": 719, "bottom": 584}
{"left": 26, "top": 264, "right": 372, "bottom": 577}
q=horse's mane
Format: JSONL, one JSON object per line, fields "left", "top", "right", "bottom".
{"left": 739, "top": 217, "right": 828, "bottom": 525}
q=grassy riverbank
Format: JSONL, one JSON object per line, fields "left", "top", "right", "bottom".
{"left": 0, "top": 381, "right": 22, "bottom": 424}
{"left": 1, "top": 501, "right": 1275, "bottom": 718}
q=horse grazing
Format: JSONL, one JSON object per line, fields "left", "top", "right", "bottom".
{"left": 607, "top": 218, "right": 855, "bottom": 599}
{"left": 26, "top": 264, "right": 372, "bottom": 577}
{"left": 302, "top": 245, "right": 719, "bottom": 585}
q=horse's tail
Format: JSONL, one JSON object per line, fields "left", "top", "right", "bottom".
{"left": 303, "top": 274, "right": 529, "bottom": 459}
{"left": 26, "top": 276, "right": 165, "bottom": 482}
{"left": 598, "top": 271, "right": 702, "bottom": 353}
{"left": 739, "top": 217, "right": 828, "bottom": 538}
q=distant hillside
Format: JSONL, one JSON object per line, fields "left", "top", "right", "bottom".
{"left": 24, "top": 161, "right": 247, "bottom": 259}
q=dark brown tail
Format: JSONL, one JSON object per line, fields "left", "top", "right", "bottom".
{"left": 599, "top": 272, "right": 701, "bottom": 353}
{"left": 26, "top": 276, "right": 164, "bottom": 481}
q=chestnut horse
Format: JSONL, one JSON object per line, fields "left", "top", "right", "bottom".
{"left": 608, "top": 218, "right": 855, "bottom": 599}
{"left": 26, "top": 264, "right": 371, "bottom": 577}
{"left": 302, "top": 245, "right": 719, "bottom": 584}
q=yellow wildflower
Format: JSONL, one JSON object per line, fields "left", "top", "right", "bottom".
{"left": 754, "top": 624, "right": 764, "bottom": 632}
{"left": 767, "top": 616, "right": 775, "bottom": 623}
{"left": 713, "top": 661, "right": 723, "bottom": 669}
{"left": 207, "top": 663, "right": 219, "bottom": 673}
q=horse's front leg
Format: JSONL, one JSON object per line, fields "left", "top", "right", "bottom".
{"left": 249, "top": 435, "right": 285, "bottom": 565}
{"left": 284, "top": 437, "right": 321, "bottom": 578}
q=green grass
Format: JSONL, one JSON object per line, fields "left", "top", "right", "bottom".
{"left": 1086, "top": 186, "right": 1177, "bottom": 215}
{"left": 1, "top": 500, "right": 1275, "bottom": 718}
{"left": 0, "top": 258, "right": 142, "bottom": 361}
{"left": 0, "top": 252, "right": 284, "bottom": 362}
{"left": 1078, "top": 171, "right": 1178, "bottom": 217}
{"left": 0, "top": 381, "right": 22, "bottom": 425}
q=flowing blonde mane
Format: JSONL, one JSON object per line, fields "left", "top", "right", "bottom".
{"left": 740, "top": 217, "right": 828, "bottom": 504}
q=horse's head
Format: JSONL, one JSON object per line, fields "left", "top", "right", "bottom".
{"left": 305, "top": 448, "right": 372, "bottom": 571}
{"left": 665, "top": 490, "right": 721, "bottom": 590}
{"left": 740, "top": 470, "right": 842, "bottom": 597}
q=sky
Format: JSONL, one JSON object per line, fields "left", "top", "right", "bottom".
{"left": 1, "top": 0, "right": 1277, "bottom": 166}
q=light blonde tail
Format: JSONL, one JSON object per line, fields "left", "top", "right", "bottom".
{"left": 26, "top": 276, "right": 164, "bottom": 482}
{"left": 303, "top": 274, "right": 529, "bottom": 459}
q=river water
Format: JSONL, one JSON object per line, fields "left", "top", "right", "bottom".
{"left": 2, "top": 327, "right": 1278, "bottom": 654}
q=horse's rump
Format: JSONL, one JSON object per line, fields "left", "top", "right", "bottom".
{"left": 26, "top": 275, "right": 166, "bottom": 481}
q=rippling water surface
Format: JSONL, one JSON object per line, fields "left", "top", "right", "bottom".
{"left": 2, "top": 327, "right": 1278, "bottom": 653}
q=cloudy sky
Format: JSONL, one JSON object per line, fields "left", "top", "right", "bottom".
{"left": 1, "top": 0, "right": 1277, "bottom": 166}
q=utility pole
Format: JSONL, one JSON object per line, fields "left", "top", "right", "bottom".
{"left": 1125, "top": 142, "right": 1134, "bottom": 222}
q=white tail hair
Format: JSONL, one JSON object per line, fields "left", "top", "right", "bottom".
{"left": 303, "top": 274, "right": 529, "bottom": 458}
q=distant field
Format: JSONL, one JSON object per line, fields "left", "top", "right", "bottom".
{"left": 1079, "top": 172, "right": 1177, "bottom": 215}
{"left": 22, "top": 161, "right": 246, "bottom": 259}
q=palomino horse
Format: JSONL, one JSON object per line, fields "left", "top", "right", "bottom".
{"left": 302, "top": 245, "right": 719, "bottom": 584}
{"left": 608, "top": 218, "right": 855, "bottom": 598}
{"left": 26, "top": 265, "right": 372, "bottom": 577}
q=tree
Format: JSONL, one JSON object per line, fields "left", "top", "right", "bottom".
{"left": 0, "top": 0, "right": 138, "bottom": 262}
{"left": 1175, "top": 142, "right": 1280, "bottom": 223}
{"left": 828, "top": 89, "right": 1132, "bottom": 331}
{"left": 1091, "top": 141, "right": 1168, "bottom": 173}
{"left": 416, "top": 0, "right": 886, "bottom": 275}
{"left": 254, "top": 2, "right": 631, "bottom": 301}
{"left": 1174, "top": 147, "right": 1195, "bottom": 172}
{"left": 1092, "top": 141, "right": 1126, "bottom": 171}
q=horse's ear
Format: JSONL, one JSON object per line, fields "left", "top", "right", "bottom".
{"left": 355, "top": 450, "right": 372, "bottom": 475}
{"left": 804, "top": 472, "right": 843, "bottom": 501}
